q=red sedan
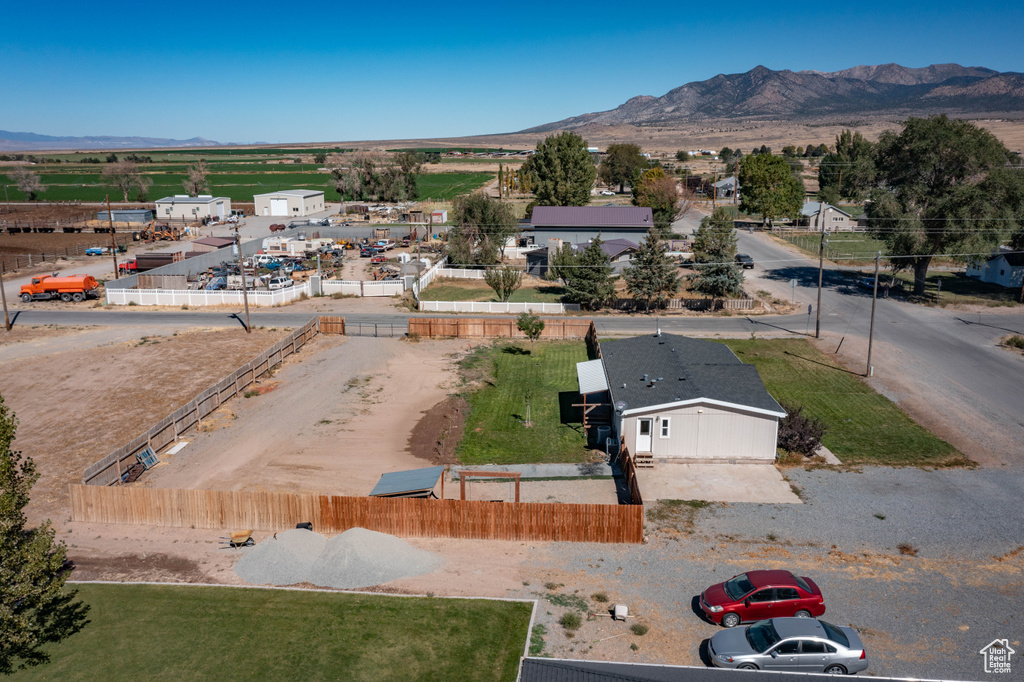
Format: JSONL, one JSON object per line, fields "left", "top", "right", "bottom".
{"left": 700, "top": 570, "right": 825, "bottom": 628}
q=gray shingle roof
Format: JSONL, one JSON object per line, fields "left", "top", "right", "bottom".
{"left": 599, "top": 334, "right": 784, "bottom": 416}
{"left": 572, "top": 238, "right": 638, "bottom": 259}
{"left": 531, "top": 206, "right": 654, "bottom": 229}
{"left": 800, "top": 202, "right": 851, "bottom": 218}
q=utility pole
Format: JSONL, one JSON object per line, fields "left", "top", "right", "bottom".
{"left": 234, "top": 227, "right": 251, "bottom": 333}
{"left": 815, "top": 221, "right": 830, "bottom": 339}
{"left": 712, "top": 171, "right": 718, "bottom": 209}
{"left": 865, "top": 251, "right": 880, "bottom": 376}
{"left": 1, "top": 260, "right": 11, "bottom": 331}
{"left": 733, "top": 160, "right": 739, "bottom": 205}
{"left": 105, "top": 195, "right": 120, "bottom": 279}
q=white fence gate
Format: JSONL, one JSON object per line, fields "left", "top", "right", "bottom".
{"left": 418, "top": 300, "right": 580, "bottom": 314}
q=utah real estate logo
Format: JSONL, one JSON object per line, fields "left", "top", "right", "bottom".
{"left": 979, "top": 639, "right": 1015, "bottom": 674}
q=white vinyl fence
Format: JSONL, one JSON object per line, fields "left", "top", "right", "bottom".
{"left": 418, "top": 300, "right": 580, "bottom": 314}
{"left": 411, "top": 257, "right": 447, "bottom": 300}
{"left": 106, "top": 281, "right": 311, "bottom": 307}
{"left": 322, "top": 279, "right": 405, "bottom": 297}
{"left": 436, "top": 267, "right": 486, "bottom": 280}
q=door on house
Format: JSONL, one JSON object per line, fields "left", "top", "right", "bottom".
{"left": 636, "top": 418, "right": 653, "bottom": 452}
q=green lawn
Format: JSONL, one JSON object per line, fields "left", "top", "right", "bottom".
{"left": 415, "top": 173, "right": 493, "bottom": 200}
{"left": 421, "top": 281, "right": 566, "bottom": 303}
{"left": 13, "top": 583, "right": 530, "bottom": 682}
{"left": 779, "top": 230, "right": 889, "bottom": 265}
{"left": 722, "top": 338, "right": 964, "bottom": 466}
{"left": 457, "top": 341, "right": 590, "bottom": 464}
{"left": 890, "top": 270, "right": 1021, "bottom": 307}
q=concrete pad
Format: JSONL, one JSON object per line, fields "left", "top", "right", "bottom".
{"left": 815, "top": 445, "right": 842, "bottom": 465}
{"left": 635, "top": 462, "right": 802, "bottom": 504}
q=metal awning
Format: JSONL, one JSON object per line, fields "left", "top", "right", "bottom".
{"left": 369, "top": 466, "right": 445, "bottom": 498}
{"left": 576, "top": 359, "right": 608, "bottom": 395}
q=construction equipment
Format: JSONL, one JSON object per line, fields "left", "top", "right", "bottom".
{"left": 134, "top": 221, "right": 182, "bottom": 242}
{"left": 219, "top": 530, "right": 255, "bottom": 548}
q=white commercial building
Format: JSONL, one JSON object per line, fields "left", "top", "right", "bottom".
{"left": 254, "top": 189, "right": 326, "bottom": 217}
{"left": 154, "top": 195, "right": 231, "bottom": 221}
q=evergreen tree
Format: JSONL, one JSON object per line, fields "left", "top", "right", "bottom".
{"left": 623, "top": 229, "right": 681, "bottom": 311}
{"left": 523, "top": 132, "right": 596, "bottom": 206}
{"left": 562, "top": 238, "right": 615, "bottom": 310}
{"left": 1, "top": 396, "right": 89, "bottom": 674}
{"left": 817, "top": 130, "right": 876, "bottom": 201}
{"left": 599, "top": 143, "right": 647, "bottom": 193}
{"left": 689, "top": 208, "right": 743, "bottom": 298}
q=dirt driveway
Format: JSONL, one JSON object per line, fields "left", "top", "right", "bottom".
{"left": 141, "top": 336, "right": 465, "bottom": 496}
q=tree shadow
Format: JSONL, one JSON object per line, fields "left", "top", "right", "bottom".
{"left": 501, "top": 346, "right": 530, "bottom": 355}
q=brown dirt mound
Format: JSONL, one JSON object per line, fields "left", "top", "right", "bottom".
{"left": 70, "top": 553, "right": 207, "bottom": 583}
{"left": 408, "top": 396, "right": 469, "bottom": 464}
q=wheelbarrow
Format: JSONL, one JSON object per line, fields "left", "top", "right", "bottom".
{"left": 219, "top": 529, "right": 255, "bottom": 548}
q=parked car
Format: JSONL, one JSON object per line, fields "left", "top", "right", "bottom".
{"left": 708, "top": 617, "right": 867, "bottom": 675}
{"left": 85, "top": 247, "right": 110, "bottom": 256}
{"left": 735, "top": 253, "right": 755, "bottom": 269}
{"left": 600, "top": 190, "right": 615, "bottom": 196}
{"left": 856, "top": 277, "right": 876, "bottom": 290}
{"left": 700, "top": 570, "right": 825, "bottom": 627}
{"left": 360, "top": 246, "right": 377, "bottom": 258}
{"left": 267, "top": 277, "right": 294, "bottom": 290}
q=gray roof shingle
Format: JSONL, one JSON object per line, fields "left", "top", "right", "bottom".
{"left": 599, "top": 334, "right": 784, "bottom": 416}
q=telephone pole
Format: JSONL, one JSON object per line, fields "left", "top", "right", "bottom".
{"left": 865, "top": 251, "right": 881, "bottom": 376}
{"left": 234, "top": 227, "right": 251, "bottom": 333}
{"left": 0, "top": 260, "right": 11, "bottom": 331}
{"left": 815, "top": 220, "right": 830, "bottom": 339}
{"left": 105, "top": 195, "right": 120, "bottom": 279}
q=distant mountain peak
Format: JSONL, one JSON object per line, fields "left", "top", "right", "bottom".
{"left": 521, "top": 63, "right": 1022, "bottom": 133}
{"left": 0, "top": 130, "right": 223, "bottom": 152}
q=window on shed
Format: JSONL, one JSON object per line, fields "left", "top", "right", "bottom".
{"left": 660, "top": 418, "right": 670, "bottom": 438}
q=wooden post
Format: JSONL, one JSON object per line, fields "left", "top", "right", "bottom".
{"left": 460, "top": 472, "right": 466, "bottom": 501}
{"left": 514, "top": 474, "right": 520, "bottom": 503}
{"left": 114, "top": 453, "right": 122, "bottom": 486}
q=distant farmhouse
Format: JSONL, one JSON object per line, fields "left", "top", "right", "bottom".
{"left": 967, "top": 247, "right": 1024, "bottom": 289}
{"left": 801, "top": 202, "right": 854, "bottom": 231}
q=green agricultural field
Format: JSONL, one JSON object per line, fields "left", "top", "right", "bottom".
{"left": 722, "top": 338, "right": 964, "bottom": 466}
{"left": 12, "top": 583, "right": 531, "bottom": 682}
{"left": 0, "top": 169, "right": 492, "bottom": 203}
{"left": 780, "top": 230, "right": 889, "bottom": 265}
{"left": 457, "top": 341, "right": 590, "bottom": 464}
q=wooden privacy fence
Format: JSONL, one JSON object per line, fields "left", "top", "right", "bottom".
{"left": 319, "top": 315, "right": 346, "bottom": 334}
{"left": 82, "top": 317, "right": 326, "bottom": 486}
{"left": 69, "top": 485, "right": 645, "bottom": 544}
{"left": 409, "top": 317, "right": 595, "bottom": 340}
{"left": 618, "top": 445, "right": 644, "bottom": 506}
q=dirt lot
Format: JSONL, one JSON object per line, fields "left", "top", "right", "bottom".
{"left": 0, "top": 325, "right": 289, "bottom": 522}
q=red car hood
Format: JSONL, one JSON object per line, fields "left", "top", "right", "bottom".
{"left": 702, "top": 582, "right": 732, "bottom": 607}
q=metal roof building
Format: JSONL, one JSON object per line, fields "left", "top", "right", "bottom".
{"left": 254, "top": 189, "right": 326, "bottom": 217}
{"left": 529, "top": 206, "right": 655, "bottom": 243}
{"left": 154, "top": 195, "right": 232, "bottom": 221}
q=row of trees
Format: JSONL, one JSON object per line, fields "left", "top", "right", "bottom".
{"left": 325, "top": 151, "right": 421, "bottom": 203}
{"left": 8, "top": 159, "right": 213, "bottom": 202}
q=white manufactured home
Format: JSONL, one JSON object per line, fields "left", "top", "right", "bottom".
{"left": 581, "top": 333, "right": 786, "bottom": 466}
{"left": 154, "top": 195, "right": 231, "bottom": 221}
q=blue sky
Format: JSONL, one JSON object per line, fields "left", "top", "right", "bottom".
{"left": 2, "top": 0, "right": 1022, "bottom": 143}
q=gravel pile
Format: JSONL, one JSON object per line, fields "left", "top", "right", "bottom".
{"left": 234, "top": 527, "right": 441, "bottom": 589}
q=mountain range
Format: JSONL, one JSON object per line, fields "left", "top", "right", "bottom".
{"left": 0, "top": 130, "right": 221, "bottom": 152}
{"left": 522, "top": 63, "right": 1024, "bottom": 133}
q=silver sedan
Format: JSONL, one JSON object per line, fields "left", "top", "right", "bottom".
{"left": 708, "top": 617, "right": 868, "bottom": 675}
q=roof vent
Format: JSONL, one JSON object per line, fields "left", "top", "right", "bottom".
{"left": 642, "top": 374, "right": 648, "bottom": 382}
{"left": 658, "top": 377, "right": 664, "bottom": 382}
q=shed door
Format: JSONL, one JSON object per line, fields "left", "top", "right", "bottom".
{"left": 270, "top": 199, "right": 288, "bottom": 216}
{"left": 636, "top": 418, "right": 653, "bottom": 453}
{"left": 216, "top": 202, "right": 225, "bottom": 219}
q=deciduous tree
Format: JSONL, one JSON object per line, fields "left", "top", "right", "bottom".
{"left": 101, "top": 160, "right": 147, "bottom": 202}
{"left": 622, "top": 229, "right": 681, "bottom": 311}
{"left": 325, "top": 152, "right": 418, "bottom": 203}
{"left": 688, "top": 207, "right": 743, "bottom": 298}
{"left": 0, "top": 396, "right": 90, "bottom": 674}
{"left": 866, "top": 115, "right": 1013, "bottom": 296}
{"left": 484, "top": 265, "right": 523, "bottom": 302}
{"left": 631, "top": 167, "right": 689, "bottom": 233}
{"left": 817, "top": 130, "right": 876, "bottom": 201}
{"left": 738, "top": 153, "right": 804, "bottom": 226}
{"left": 523, "top": 132, "right": 595, "bottom": 206}
{"left": 516, "top": 313, "right": 545, "bottom": 354}
{"left": 10, "top": 167, "right": 46, "bottom": 201}
{"left": 452, "top": 193, "right": 518, "bottom": 260}
{"left": 182, "top": 160, "right": 210, "bottom": 196}
{"left": 599, "top": 143, "right": 646, "bottom": 193}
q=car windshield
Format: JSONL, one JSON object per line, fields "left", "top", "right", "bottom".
{"left": 724, "top": 574, "right": 755, "bottom": 600}
{"left": 794, "top": 575, "right": 811, "bottom": 592}
{"left": 745, "top": 621, "right": 780, "bottom": 653}
{"left": 819, "top": 620, "right": 849, "bottom": 648}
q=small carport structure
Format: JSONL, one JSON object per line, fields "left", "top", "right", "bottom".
{"left": 576, "top": 359, "right": 612, "bottom": 444}
{"left": 369, "top": 465, "right": 445, "bottom": 499}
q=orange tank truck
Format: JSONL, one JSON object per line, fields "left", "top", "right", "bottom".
{"left": 20, "top": 274, "right": 100, "bottom": 303}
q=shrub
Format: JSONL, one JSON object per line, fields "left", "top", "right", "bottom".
{"left": 1006, "top": 334, "right": 1024, "bottom": 350}
{"left": 592, "top": 592, "right": 609, "bottom": 603}
{"left": 243, "top": 390, "right": 259, "bottom": 398}
{"left": 777, "top": 401, "right": 827, "bottom": 456}
{"left": 559, "top": 612, "right": 582, "bottom": 631}
{"left": 630, "top": 623, "right": 649, "bottom": 636}
{"left": 897, "top": 542, "right": 919, "bottom": 556}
